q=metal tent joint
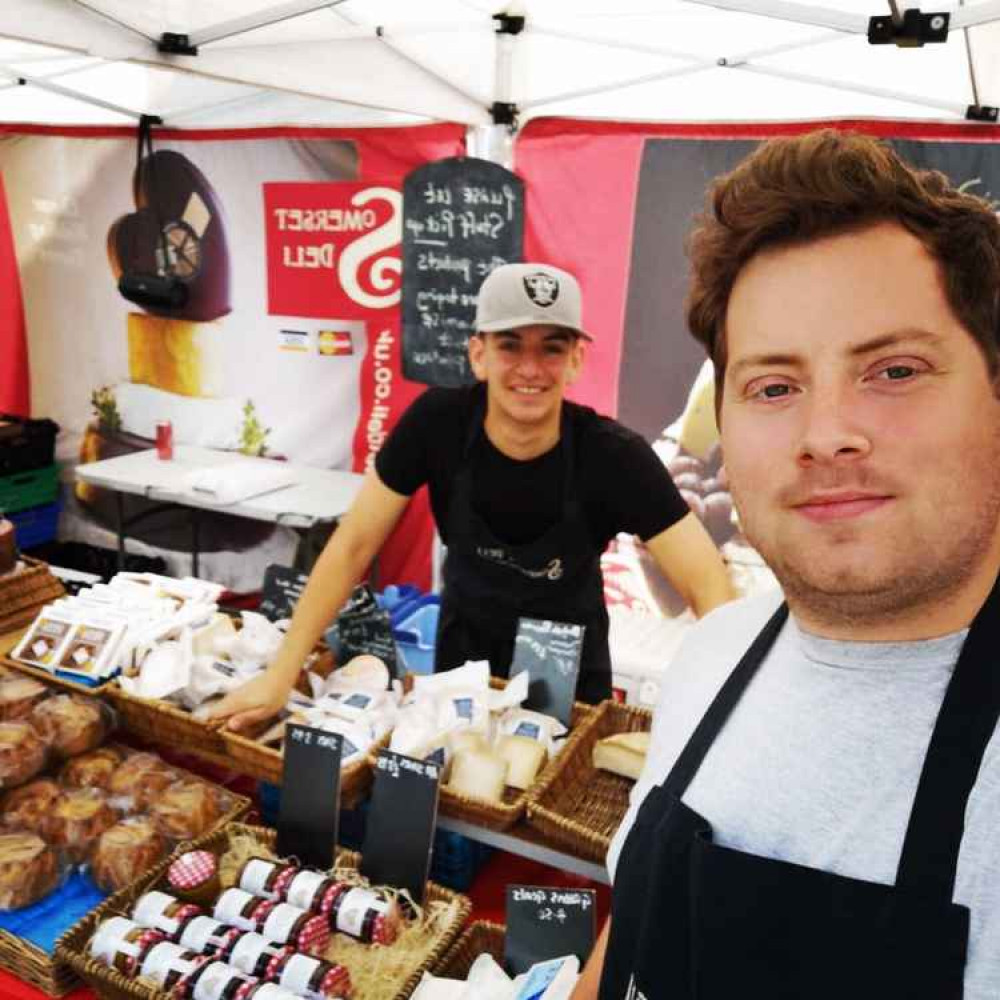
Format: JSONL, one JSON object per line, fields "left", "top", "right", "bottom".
{"left": 158, "top": 32, "right": 198, "bottom": 56}
{"left": 489, "top": 100, "right": 518, "bottom": 126}
{"left": 868, "top": 9, "right": 949, "bottom": 47}
{"left": 966, "top": 104, "right": 999, "bottom": 123}
{"left": 493, "top": 13, "right": 525, "bottom": 35}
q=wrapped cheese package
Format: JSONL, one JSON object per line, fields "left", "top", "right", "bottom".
{"left": 495, "top": 735, "right": 547, "bottom": 791}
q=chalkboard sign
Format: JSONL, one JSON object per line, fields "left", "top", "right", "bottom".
{"left": 259, "top": 564, "right": 309, "bottom": 622}
{"left": 277, "top": 723, "right": 342, "bottom": 870}
{"left": 509, "top": 617, "right": 585, "bottom": 727}
{"left": 361, "top": 750, "right": 441, "bottom": 905}
{"left": 334, "top": 584, "right": 398, "bottom": 679}
{"left": 505, "top": 884, "right": 596, "bottom": 975}
{"left": 401, "top": 157, "right": 524, "bottom": 387}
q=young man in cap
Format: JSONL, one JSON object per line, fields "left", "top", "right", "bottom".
{"left": 208, "top": 261, "right": 734, "bottom": 729}
{"left": 574, "top": 131, "right": 1000, "bottom": 998}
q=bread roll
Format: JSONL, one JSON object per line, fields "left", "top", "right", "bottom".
{"left": 0, "top": 832, "right": 60, "bottom": 909}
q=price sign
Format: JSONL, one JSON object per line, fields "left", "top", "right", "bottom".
{"left": 401, "top": 157, "right": 524, "bottom": 387}
{"left": 259, "top": 564, "right": 310, "bottom": 622}
{"left": 277, "top": 723, "right": 342, "bottom": 869}
{"left": 505, "top": 884, "right": 596, "bottom": 975}
{"left": 509, "top": 618, "right": 585, "bottom": 726}
{"left": 335, "top": 583, "right": 398, "bottom": 679}
{"left": 361, "top": 750, "right": 441, "bottom": 905}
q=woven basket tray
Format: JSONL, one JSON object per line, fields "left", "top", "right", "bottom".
{"left": 0, "top": 558, "right": 66, "bottom": 641}
{"left": 434, "top": 677, "right": 600, "bottom": 832}
{"left": 57, "top": 822, "right": 471, "bottom": 1000}
{"left": 433, "top": 920, "right": 505, "bottom": 979}
{"left": 525, "top": 700, "right": 652, "bottom": 862}
{"left": 0, "top": 751, "right": 250, "bottom": 997}
{"left": 222, "top": 728, "right": 384, "bottom": 808}
{"left": 1, "top": 656, "right": 116, "bottom": 697}
{"left": 108, "top": 687, "right": 227, "bottom": 758}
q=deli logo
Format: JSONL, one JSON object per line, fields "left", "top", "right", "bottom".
{"left": 265, "top": 182, "right": 402, "bottom": 319}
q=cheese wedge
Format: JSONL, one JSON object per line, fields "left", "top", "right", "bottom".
{"left": 592, "top": 730, "right": 650, "bottom": 781}
{"left": 496, "top": 734, "right": 547, "bottom": 790}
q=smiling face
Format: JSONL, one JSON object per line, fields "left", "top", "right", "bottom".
{"left": 468, "top": 324, "right": 584, "bottom": 445}
{"left": 720, "top": 221, "right": 1000, "bottom": 637}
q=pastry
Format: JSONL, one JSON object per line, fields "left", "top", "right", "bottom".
{"left": 1, "top": 778, "right": 64, "bottom": 832}
{"left": 107, "top": 752, "right": 178, "bottom": 812}
{"left": 60, "top": 745, "right": 124, "bottom": 790}
{"left": 0, "top": 675, "right": 50, "bottom": 721}
{"left": 91, "top": 816, "right": 168, "bottom": 893}
{"left": 30, "top": 694, "right": 109, "bottom": 757}
{"left": 0, "top": 831, "right": 60, "bottom": 909}
{"left": 45, "top": 787, "right": 118, "bottom": 863}
{"left": 149, "top": 780, "right": 223, "bottom": 840}
{"left": 0, "top": 720, "right": 48, "bottom": 788}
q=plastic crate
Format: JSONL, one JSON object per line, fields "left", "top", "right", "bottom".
{"left": 0, "top": 414, "right": 59, "bottom": 476}
{"left": 9, "top": 500, "right": 61, "bottom": 549}
{"left": 429, "top": 829, "right": 494, "bottom": 892}
{"left": 393, "top": 596, "right": 440, "bottom": 675}
{"left": 0, "top": 463, "right": 59, "bottom": 515}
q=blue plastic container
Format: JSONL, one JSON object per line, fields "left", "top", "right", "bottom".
{"left": 10, "top": 499, "right": 62, "bottom": 549}
{"left": 429, "top": 830, "right": 494, "bottom": 892}
{"left": 393, "top": 596, "right": 440, "bottom": 675}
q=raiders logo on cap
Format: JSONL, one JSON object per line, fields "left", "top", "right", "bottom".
{"left": 523, "top": 272, "right": 560, "bottom": 307}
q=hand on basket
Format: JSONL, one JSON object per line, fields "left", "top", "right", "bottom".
{"left": 202, "top": 672, "right": 291, "bottom": 732}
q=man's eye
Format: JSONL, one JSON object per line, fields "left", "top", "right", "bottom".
{"left": 882, "top": 365, "right": 915, "bottom": 380}
{"left": 757, "top": 383, "right": 791, "bottom": 399}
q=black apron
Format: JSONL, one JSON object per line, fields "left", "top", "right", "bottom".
{"left": 434, "top": 396, "right": 611, "bottom": 704}
{"left": 601, "top": 575, "right": 1000, "bottom": 998}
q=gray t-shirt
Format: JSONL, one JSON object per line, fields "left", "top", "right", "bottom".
{"left": 608, "top": 591, "right": 1000, "bottom": 998}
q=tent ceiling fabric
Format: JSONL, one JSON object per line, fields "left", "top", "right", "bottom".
{"left": 0, "top": 0, "right": 996, "bottom": 126}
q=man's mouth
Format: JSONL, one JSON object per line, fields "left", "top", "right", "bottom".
{"left": 793, "top": 491, "right": 893, "bottom": 523}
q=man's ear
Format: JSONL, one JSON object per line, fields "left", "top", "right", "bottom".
{"left": 468, "top": 333, "right": 487, "bottom": 381}
{"left": 565, "top": 337, "right": 586, "bottom": 386}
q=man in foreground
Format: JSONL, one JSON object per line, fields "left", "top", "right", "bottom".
{"left": 576, "top": 130, "right": 1000, "bottom": 998}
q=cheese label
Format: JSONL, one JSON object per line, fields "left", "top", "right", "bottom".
{"left": 278, "top": 953, "right": 321, "bottom": 994}
{"left": 262, "top": 903, "right": 304, "bottom": 942}
{"left": 239, "top": 858, "right": 278, "bottom": 896}
{"left": 286, "top": 870, "right": 326, "bottom": 911}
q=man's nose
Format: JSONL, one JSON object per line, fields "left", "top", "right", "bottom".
{"left": 796, "top": 387, "right": 872, "bottom": 466}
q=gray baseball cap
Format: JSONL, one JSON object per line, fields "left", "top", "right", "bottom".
{"left": 474, "top": 262, "right": 592, "bottom": 341}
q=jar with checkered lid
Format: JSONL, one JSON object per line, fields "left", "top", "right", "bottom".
{"left": 271, "top": 952, "right": 352, "bottom": 1000}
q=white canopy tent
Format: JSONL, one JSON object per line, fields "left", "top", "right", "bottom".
{"left": 0, "top": 1, "right": 995, "bottom": 133}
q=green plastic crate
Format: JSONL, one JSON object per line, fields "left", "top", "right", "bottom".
{"left": 0, "top": 463, "right": 59, "bottom": 515}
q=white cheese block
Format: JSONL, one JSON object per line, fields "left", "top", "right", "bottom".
{"left": 592, "top": 730, "right": 650, "bottom": 781}
{"left": 448, "top": 749, "right": 508, "bottom": 803}
{"left": 496, "top": 734, "right": 547, "bottom": 790}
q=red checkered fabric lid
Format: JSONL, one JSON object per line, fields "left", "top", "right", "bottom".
{"left": 168, "top": 850, "right": 218, "bottom": 890}
{"left": 296, "top": 915, "right": 330, "bottom": 956}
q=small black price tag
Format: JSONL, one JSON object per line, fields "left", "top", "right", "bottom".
{"left": 259, "top": 564, "right": 310, "bottom": 622}
{"left": 336, "top": 584, "right": 398, "bottom": 679}
{"left": 509, "top": 618, "right": 585, "bottom": 727}
{"left": 361, "top": 750, "right": 441, "bottom": 905}
{"left": 277, "top": 723, "right": 342, "bottom": 870}
{"left": 504, "top": 884, "right": 597, "bottom": 975}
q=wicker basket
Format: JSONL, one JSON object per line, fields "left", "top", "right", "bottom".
{"left": 0, "top": 752, "right": 250, "bottom": 996}
{"left": 433, "top": 920, "right": 505, "bottom": 979}
{"left": 435, "top": 680, "right": 600, "bottom": 832}
{"left": 57, "top": 823, "right": 471, "bottom": 1000}
{"left": 221, "top": 728, "right": 383, "bottom": 807}
{"left": 0, "top": 557, "right": 65, "bottom": 638}
{"left": 525, "top": 700, "right": 652, "bottom": 862}
{"left": 108, "top": 687, "right": 228, "bottom": 758}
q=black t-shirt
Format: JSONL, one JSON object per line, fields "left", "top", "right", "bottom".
{"left": 375, "top": 385, "right": 688, "bottom": 551}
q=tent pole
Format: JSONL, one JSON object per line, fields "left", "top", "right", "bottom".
{"left": 69, "top": 0, "right": 156, "bottom": 42}
{"left": 189, "top": 0, "right": 350, "bottom": 48}
{"left": 6, "top": 67, "right": 148, "bottom": 120}
{"left": 737, "top": 63, "right": 969, "bottom": 117}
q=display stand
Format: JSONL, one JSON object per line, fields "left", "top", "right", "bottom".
{"left": 437, "top": 815, "right": 609, "bottom": 885}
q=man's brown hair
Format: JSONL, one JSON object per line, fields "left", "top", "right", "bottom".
{"left": 686, "top": 129, "right": 1000, "bottom": 409}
